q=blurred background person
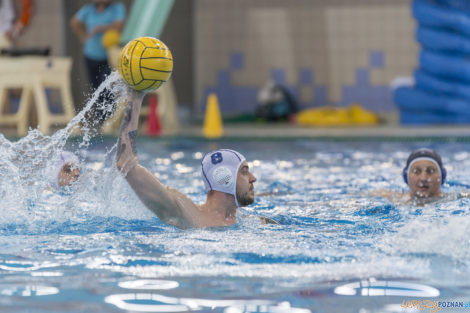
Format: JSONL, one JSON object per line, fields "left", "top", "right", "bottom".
{"left": 0, "top": 0, "right": 32, "bottom": 49}
{"left": 0, "top": 0, "right": 15, "bottom": 49}
{"left": 70, "top": 0, "right": 125, "bottom": 124}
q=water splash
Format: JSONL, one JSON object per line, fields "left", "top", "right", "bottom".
{"left": 1, "top": 139, "right": 470, "bottom": 312}
{"left": 0, "top": 72, "right": 145, "bottom": 229}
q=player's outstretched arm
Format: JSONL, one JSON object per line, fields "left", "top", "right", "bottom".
{"left": 116, "top": 90, "right": 188, "bottom": 228}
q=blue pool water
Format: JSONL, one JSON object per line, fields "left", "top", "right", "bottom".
{"left": 1, "top": 75, "right": 470, "bottom": 312}
{"left": 2, "top": 136, "right": 470, "bottom": 313}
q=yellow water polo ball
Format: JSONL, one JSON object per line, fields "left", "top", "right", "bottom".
{"left": 118, "top": 37, "right": 173, "bottom": 92}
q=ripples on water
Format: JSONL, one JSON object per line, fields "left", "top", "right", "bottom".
{"left": 1, "top": 74, "right": 470, "bottom": 312}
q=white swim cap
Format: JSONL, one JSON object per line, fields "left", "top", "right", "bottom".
{"left": 44, "top": 151, "right": 80, "bottom": 189}
{"left": 201, "top": 149, "right": 246, "bottom": 207}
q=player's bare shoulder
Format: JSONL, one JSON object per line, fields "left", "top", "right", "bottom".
{"left": 158, "top": 186, "right": 200, "bottom": 228}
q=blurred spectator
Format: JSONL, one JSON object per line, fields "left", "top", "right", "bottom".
{"left": 0, "top": 0, "right": 33, "bottom": 48}
{"left": 70, "top": 0, "right": 125, "bottom": 124}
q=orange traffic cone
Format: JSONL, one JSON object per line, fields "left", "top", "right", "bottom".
{"left": 146, "top": 94, "right": 162, "bottom": 136}
{"left": 203, "top": 93, "right": 223, "bottom": 138}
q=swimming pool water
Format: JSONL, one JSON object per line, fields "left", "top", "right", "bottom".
{"left": 1, "top": 134, "right": 470, "bottom": 313}
{"left": 1, "top": 73, "right": 470, "bottom": 312}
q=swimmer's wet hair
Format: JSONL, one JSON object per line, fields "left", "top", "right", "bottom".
{"left": 402, "top": 148, "right": 446, "bottom": 185}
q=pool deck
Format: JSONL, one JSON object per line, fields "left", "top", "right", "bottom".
{"left": 3, "top": 123, "right": 470, "bottom": 140}
{"left": 175, "top": 123, "right": 470, "bottom": 140}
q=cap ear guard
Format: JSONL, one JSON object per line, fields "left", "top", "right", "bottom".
{"left": 402, "top": 166, "right": 409, "bottom": 185}
{"left": 212, "top": 166, "right": 234, "bottom": 188}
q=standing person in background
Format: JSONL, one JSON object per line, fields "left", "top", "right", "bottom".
{"left": 70, "top": 0, "right": 125, "bottom": 124}
{"left": 0, "top": 0, "right": 14, "bottom": 49}
{"left": 0, "top": 0, "right": 33, "bottom": 49}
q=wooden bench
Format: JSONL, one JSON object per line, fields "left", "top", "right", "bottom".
{"left": 0, "top": 56, "right": 75, "bottom": 135}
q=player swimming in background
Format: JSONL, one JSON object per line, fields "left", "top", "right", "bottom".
{"left": 372, "top": 148, "right": 446, "bottom": 204}
{"left": 402, "top": 148, "right": 445, "bottom": 200}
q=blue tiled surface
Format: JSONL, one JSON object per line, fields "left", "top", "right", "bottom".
{"left": 230, "top": 52, "right": 244, "bottom": 70}
{"left": 271, "top": 69, "right": 287, "bottom": 85}
{"left": 217, "top": 70, "right": 231, "bottom": 87}
{"left": 355, "top": 69, "right": 370, "bottom": 86}
{"left": 369, "top": 51, "right": 384, "bottom": 68}
{"left": 313, "top": 86, "right": 328, "bottom": 107}
{"left": 201, "top": 50, "right": 395, "bottom": 114}
{"left": 299, "top": 69, "right": 313, "bottom": 85}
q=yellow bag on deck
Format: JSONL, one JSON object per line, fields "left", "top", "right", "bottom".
{"left": 296, "top": 103, "right": 378, "bottom": 126}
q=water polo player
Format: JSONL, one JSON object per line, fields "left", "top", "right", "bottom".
{"left": 403, "top": 148, "right": 445, "bottom": 200}
{"left": 371, "top": 148, "right": 446, "bottom": 203}
{"left": 45, "top": 151, "right": 81, "bottom": 189}
{"left": 115, "top": 90, "right": 260, "bottom": 229}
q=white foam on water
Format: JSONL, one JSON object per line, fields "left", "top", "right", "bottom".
{"left": 0, "top": 72, "right": 150, "bottom": 228}
{"left": 379, "top": 214, "right": 470, "bottom": 263}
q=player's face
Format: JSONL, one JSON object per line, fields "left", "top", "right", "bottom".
{"left": 57, "top": 162, "right": 81, "bottom": 188}
{"left": 236, "top": 161, "right": 256, "bottom": 206}
{"left": 408, "top": 160, "right": 442, "bottom": 198}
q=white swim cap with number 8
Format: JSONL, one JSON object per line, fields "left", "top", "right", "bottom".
{"left": 201, "top": 149, "right": 246, "bottom": 207}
